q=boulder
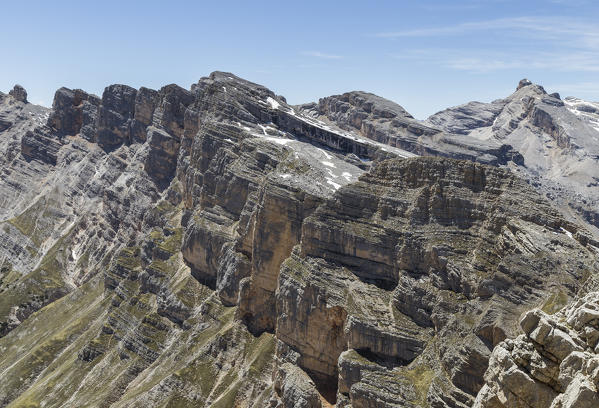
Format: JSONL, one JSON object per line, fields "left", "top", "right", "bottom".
{"left": 474, "top": 292, "right": 599, "bottom": 407}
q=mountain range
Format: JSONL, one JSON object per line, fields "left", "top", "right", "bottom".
{"left": 0, "top": 72, "right": 598, "bottom": 407}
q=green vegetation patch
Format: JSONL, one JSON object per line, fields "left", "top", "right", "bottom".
{"left": 398, "top": 364, "right": 435, "bottom": 407}
{"left": 116, "top": 246, "right": 141, "bottom": 271}
{"left": 246, "top": 333, "right": 275, "bottom": 378}
{"left": 0, "top": 228, "right": 75, "bottom": 326}
{"left": 157, "top": 227, "right": 183, "bottom": 255}
{"left": 0, "top": 277, "right": 108, "bottom": 407}
{"left": 541, "top": 290, "right": 569, "bottom": 315}
{"left": 280, "top": 252, "right": 313, "bottom": 283}
{"left": 7, "top": 197, "right": 58, "bottom": 247}
{"left": 175, "top": 360, "right": 216, "bottom": 395}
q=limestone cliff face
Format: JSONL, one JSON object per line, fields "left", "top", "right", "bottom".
{"left": 0, "top": 73, "right": 393, "bottom": 407}
{"left": 0, "top": 74, "right": 598, "bottom": 408}
{"left": 272, "top": 157, "right": 597, "bottom": 407}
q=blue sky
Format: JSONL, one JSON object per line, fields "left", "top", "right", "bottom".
{"left": 1, "top": 0, "right": 598, "bottom": 118}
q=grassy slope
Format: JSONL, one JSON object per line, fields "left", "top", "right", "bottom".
{"left": 0, "top": 200, "right": 277, "bottom": 408}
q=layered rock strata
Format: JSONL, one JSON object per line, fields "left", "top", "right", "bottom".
{"left": 0, "top": 74, "right": 598, "bottom": 408}
{"left": 299, "top": 91, "right": 523, "bottom": 166}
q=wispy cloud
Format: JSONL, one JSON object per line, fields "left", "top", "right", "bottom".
{"left": 392, "top": 48, "right": 599, "bottom": 73}
{"left": 301, "top": 51, "right": 343, "bottom": 60}
{"left": 381, "top": 16, "right": 599, "bottom": 73}
{"left": 375, "top": 16, "right": 599, "bottom": 45}
{"left": 549, "top": 0, "right": 592, "bottom": 5}
{"left": 546, "top": 82, "right": 599, "bottom": 98}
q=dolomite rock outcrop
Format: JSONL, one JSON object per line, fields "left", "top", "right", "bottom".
{"left": 474, "top": 292, "right": 599, "bottom": 407}
{"left": 48, "top": 87, "right": 100, "bottom": 138}
{"left": 0, "top": 72, "right": 407, "bottom": 407}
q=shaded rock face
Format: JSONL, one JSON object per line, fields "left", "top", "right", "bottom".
{"left": 475, "top": 292, "right": 599, "bottom": 408}
{"left": 130, "top": 86, "right": 159, "bottom": 143}
{"left": 21, "top": 126, "right": 64, "bottom": 165}
{"left": 97, "top": 84, "right": 138, "bottom": 150}
{"left": 9, "top": 85, "right": 27, "bottom": 103}
{"left": 94, "top": 83, "right": 194, "bottom": 152}
{"left": 0, "top": 73, "right": 598, "bottom": 408}
{"left": 144, "top": 126, "right": 180, "bottom": 187}
{"left": 48, "top": 87, "right": 100, "bottom": 139}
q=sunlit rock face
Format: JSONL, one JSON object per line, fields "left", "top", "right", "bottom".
{"left": 474, "top": 292, "right": 599, "bottom": 408}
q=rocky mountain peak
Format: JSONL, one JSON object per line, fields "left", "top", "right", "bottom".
{"left": 517, "top": 78, "right": 533, "bottom": 90}
{"left": 8, "top": 84, "right": 27, "bottom": 103}
{"left": 513, "top": 78, "right": 548, "bottom": 98}
{"left": 426, "top": 77, "right": 599, "bottom": 236}
{"left": 302, "top": 90, "right": 524, "bottom": 166}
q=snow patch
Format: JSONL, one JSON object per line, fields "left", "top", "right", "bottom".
{"left": 326, "top": 169, "right": 337, "bottom": 179}
{"left": 262, "top": 136, "right": 293, "bottom": 145}
{"left": 564, "top": 97, "right": 599, "bottom": 134}
{"left": 321, "top": 161, "right": 336, "bottom": 168}
{"left": 560, "top": 227, "right": 574, "bottom": 239}
{"left": 279, "top": 174, "right": 292, "bottom": 179}
{"left": 267, "top": 97, "right": 280, "bottom": 110}
{"left": 341, "top": 172, "right": 352, "bottom": 181}
{"left": 327, "top": 179, "right": 341, "bottom": 190}
{"left": 236, "top": 122, "right": 252, "bottom": 131}
{"left": 319, "top": 149, "right": 333, "bottom": 160}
